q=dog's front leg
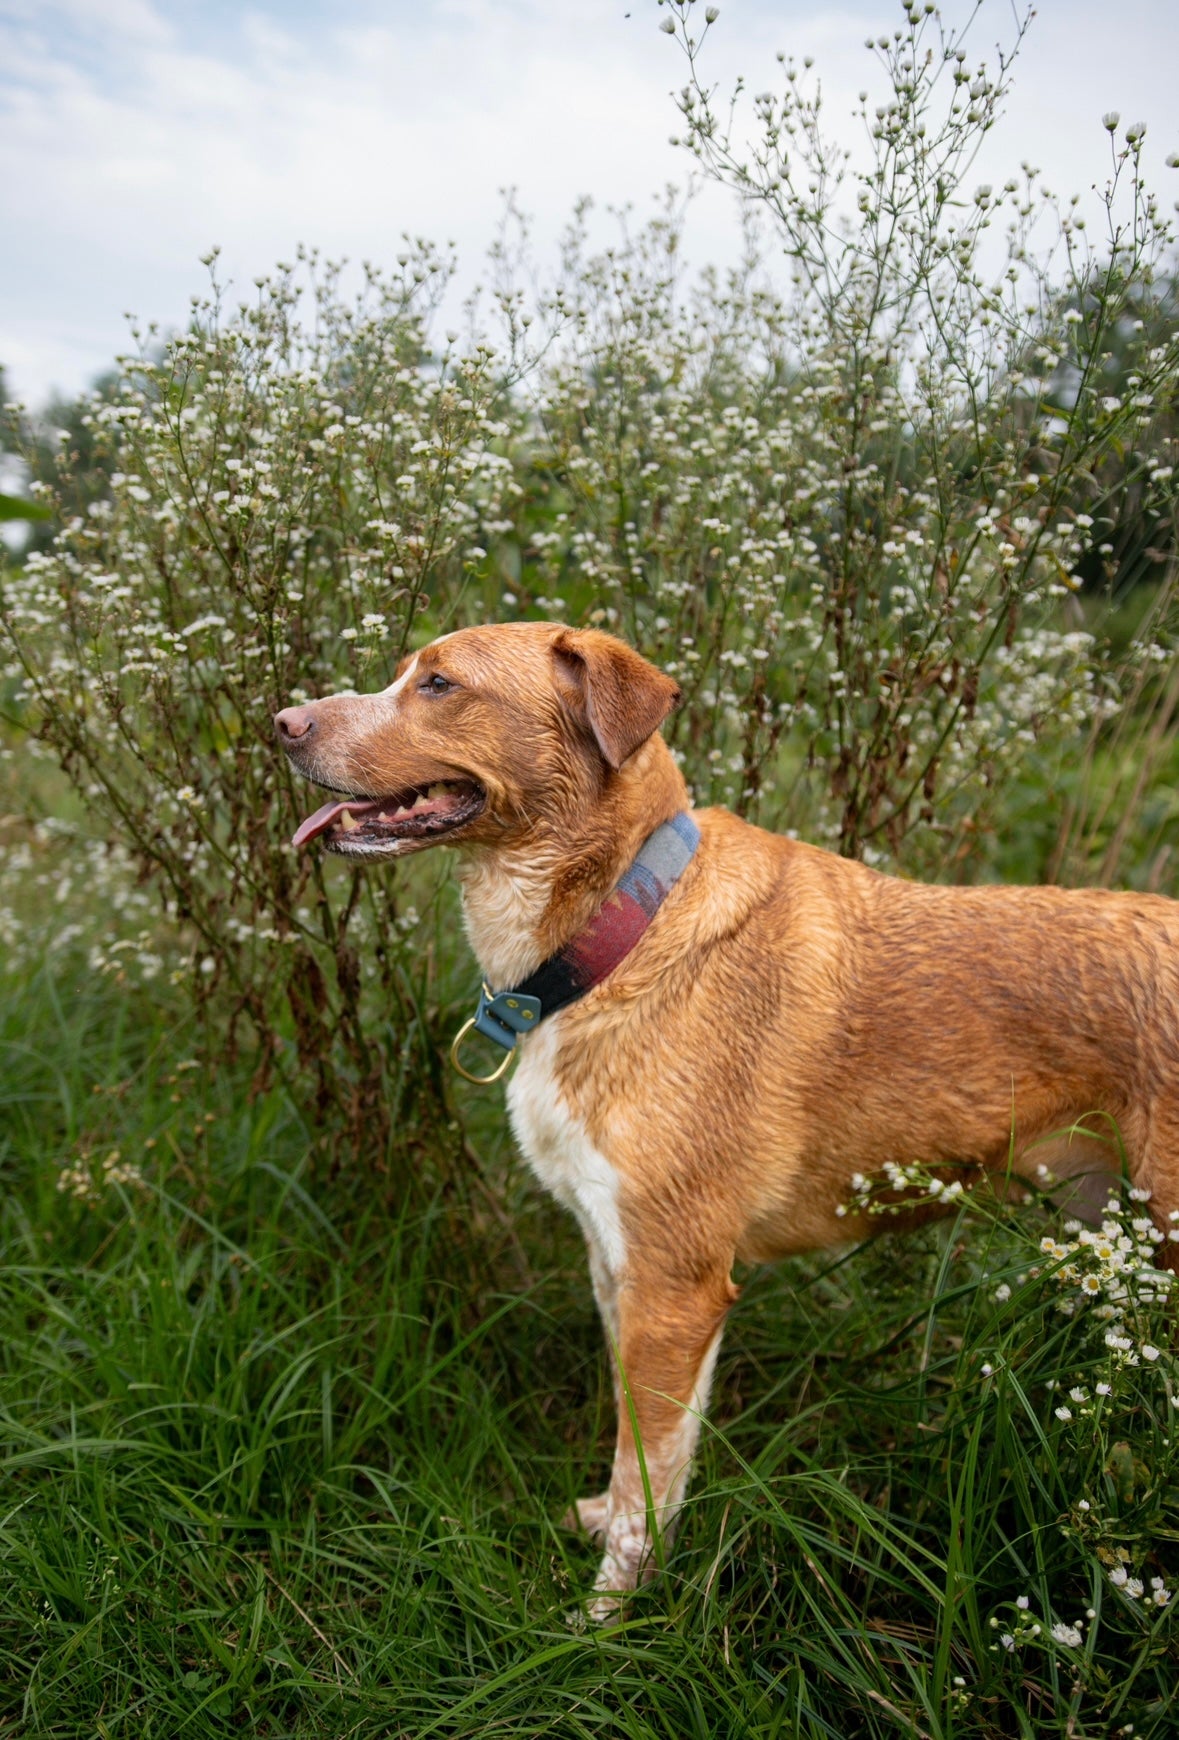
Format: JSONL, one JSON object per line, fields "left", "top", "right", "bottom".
{"left": 565, "top": 1236, "right": 621, "bottom": 1542}
{"left": 589, "top": 1267, "right": 735, "bottom": 1619}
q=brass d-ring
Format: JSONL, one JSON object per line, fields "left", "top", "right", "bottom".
{"left": 450, "top": 1016, "right": 518, "bottom": 1085}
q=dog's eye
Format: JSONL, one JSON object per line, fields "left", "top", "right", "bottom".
{"left": 420, "top": 673, "right": 454, "bottom": 696}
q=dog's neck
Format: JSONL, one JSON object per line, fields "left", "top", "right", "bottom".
{"left": 457, "top": 735, "right": 690, "bottom": 989}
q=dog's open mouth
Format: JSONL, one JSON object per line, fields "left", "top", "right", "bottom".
{"left": 292, "top": 780, "right": 485, "bottom": 850}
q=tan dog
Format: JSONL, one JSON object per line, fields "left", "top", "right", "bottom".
{"left": 276, "top": 621, "right": 1179, "bottom": 1614}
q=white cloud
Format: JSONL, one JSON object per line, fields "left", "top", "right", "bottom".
{"left": 1, "top": 0, "right": 1176, "bottom": 406}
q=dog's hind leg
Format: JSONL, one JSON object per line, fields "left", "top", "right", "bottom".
{"left": 588, "top": 1264, "right": 736, "bottom": 1619}
{"left": 1138, "top": 1102, "right": 1179, "bottom": 1276}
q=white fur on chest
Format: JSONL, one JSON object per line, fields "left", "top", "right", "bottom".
{"left": 458, "top": 849, "right": 561, "bottom": 988}
{"left": 506, "top": 1019, "right": 626, "bottom": 1276}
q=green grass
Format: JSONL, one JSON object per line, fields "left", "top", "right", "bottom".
{"left": 1, "top": 958, "right": 1176, "bottom": 1738}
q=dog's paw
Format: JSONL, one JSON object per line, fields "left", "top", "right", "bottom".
{"left": 586, "top": 1588, "right": 625, "bottom": 1626}
{"left": 561, "top": 1491, "right": 611, "bottom": 1542}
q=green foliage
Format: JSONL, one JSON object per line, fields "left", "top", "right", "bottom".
{"left": 0, "top": 495, "right": 52, "bottom": 524}
{"left": 2, "top": 957, "right": 1176, "bottom": 1736}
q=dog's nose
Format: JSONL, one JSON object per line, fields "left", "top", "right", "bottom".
{"left": 275, "top": 705, "right": 315, "bottom": 742}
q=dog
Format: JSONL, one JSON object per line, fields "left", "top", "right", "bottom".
{"left": 276, "top": 621, "right": 1179, "bottom": 1614}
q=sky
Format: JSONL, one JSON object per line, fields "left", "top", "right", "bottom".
{"left": 2, "top": 0, "right": 1178, "bottom": 410}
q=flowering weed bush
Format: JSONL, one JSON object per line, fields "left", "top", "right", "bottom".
{"left": 2, "top": 246, "right": 518, "bottom": 1145}
{"left": 2, "top": 1, "right": 1178, "bottom": 1148}
{"left": 643, "top": 0, "right": 1179, "bottom": 858}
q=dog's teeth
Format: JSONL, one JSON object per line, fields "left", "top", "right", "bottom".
{"left": 411, "top": 793, "right": 430, "bottom": 812}
{"left": 427, "top": 783, "right": 450, "bottom": 799}
{"left": 377, "top": 812, "right": 390, "bottom": 822}
{"left": 339, "top": 810, "right": 359, "bottom": 831}
{"left": 394, "top": 804, "right": 410, "bottom": 818}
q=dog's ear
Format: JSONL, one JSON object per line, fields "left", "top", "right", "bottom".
{"left": 552, "top": 629, "right": 681, "bottom": 771}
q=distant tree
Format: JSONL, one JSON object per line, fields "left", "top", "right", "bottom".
{"left": 16, "top": 371, "right": 122, "bottom": 556}
{"left": 0, "top": 368, "right": 52, "bottom": 547}
{"left": 1042, "top": 276, "right": 1179, "bottom": 597}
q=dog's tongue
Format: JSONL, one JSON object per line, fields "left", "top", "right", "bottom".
{"left": 291, "top": 797, "right": 378, "bottom": 848}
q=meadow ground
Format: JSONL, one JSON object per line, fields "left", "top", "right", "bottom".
{"left": 1, "top": 929, "right": 1176, "bottom": 1740}
{"left": 4, "top": 7, "right": 1179, "bottom": 1722}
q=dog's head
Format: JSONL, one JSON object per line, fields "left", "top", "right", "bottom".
{"left": 275, "top": 622, "right": 681, "bottom": 861}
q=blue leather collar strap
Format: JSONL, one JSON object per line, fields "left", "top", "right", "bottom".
{"left": 462, "top": 811, "right": 700, "bottom": 1063}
